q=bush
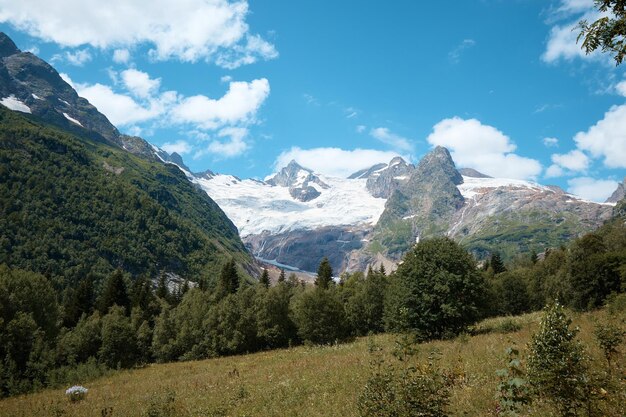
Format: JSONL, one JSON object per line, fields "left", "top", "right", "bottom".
{"left": 527, "top": 302, "right": 588, "bottom": 416}
{"left": 358, "top": 337, "right": 451, "bottom": 417}
{"left": 290, "top": 287, "right": 349, "bottom": 345}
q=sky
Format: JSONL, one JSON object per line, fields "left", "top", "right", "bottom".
{"left": 0, "top": 0, "right": 625, "bottom": 202}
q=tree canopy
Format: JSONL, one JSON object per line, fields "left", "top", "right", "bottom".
{"left": 578, "top": 0, "right": 626, "bottom": 65}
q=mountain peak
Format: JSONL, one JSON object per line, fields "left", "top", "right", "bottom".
{"left": 606, "top": 177, "right": 625, "bottom": 204}
{"left": 0, "top": 32, "right": 19, "bottom": 58}
{"left": 458, "top": 167, "right": 492, "bottom": 179}
{"left": 416, "top": 146, "right": 462, "bottom": 185}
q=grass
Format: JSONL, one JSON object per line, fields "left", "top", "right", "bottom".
{"left": 1, "top": 309, "right": 623, "bottom": 416}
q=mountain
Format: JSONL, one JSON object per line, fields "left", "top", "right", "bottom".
{"left": 0, "top": 33, "right": 252, "bottom": 284}
{"left": 266, "top": 160, "right": 330, "bottom": 202}
{"left": 606, "top": 177, "right": 625, "bottom": 204}
{"left": 0, "top": 32, "right": 166, "bottom": 161}
{"left": 194, "top": 147, "right": 613, "bottom": 273}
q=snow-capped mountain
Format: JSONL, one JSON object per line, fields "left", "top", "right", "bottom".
{"left": 192, "top": 147, "right": 616, "bottom": 273}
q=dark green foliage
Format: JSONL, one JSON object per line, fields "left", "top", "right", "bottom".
{"left": 527, "top": 303, "right": 588, "bottom": 416}
{"left": 491, "top": 270, "right": 532, "bottom": 316}
{"left": 567, "top": 233, "right": 622, "bottom": 310}
{"left": 384, "top": 237, "right": 486, "bottom": 340}
{"left": 578, "top": 0, "right": 626, "bottom": 65}
{"left": 216, "top": 259, "right": 240, "bottom": 299}
{"left": 593, "top": 321, "right": 624, "bottom": 369}
{"left": 344, "top": 270, "right": 387, "bottom": 336}
{"left": 63, "top": 278, "right": 94, "bottom": 327}
{"left": 490, "top": 252, "right": 507, "bottom": 274}
{"left": 99, "top": 306, "right": 137, "bottom": 368}
{"left": 315, "top": 257, "right": 333, "bottom": 289}
{"left": 290, "top": 287, "right": 348, "bottom": 345}
{"left": 260, "top": 268, "right": 270, "bottom": 288}
{"left": 0, "top": 106, "right": 249, "bottom": 283}
{"left": 56, "top": 312, "right": 102, "bottom": 366}
{"left": 98, "top": 269, "right": 131, "bottom": 315}
{"left": 256, "top": 283, "right": 299, "bottom": 348}
{"left": 495, "top": 347, "right": 530, "bottom": 417}
{"left": 156, "top": 273, "right": 169, "bottom": 300}
{"left": 278, "top": 268, "right": 286, "bottom": 283}
{"left": 358, "top": 338, "right": 451, "bottom": 417}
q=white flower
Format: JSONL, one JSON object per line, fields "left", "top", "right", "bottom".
{"left": 65, "top": 385, "right": 88, "bottom": 395}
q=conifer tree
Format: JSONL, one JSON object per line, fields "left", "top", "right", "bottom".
{"left": 260, "top": 268, "right": 270, "bottom": 288}
{"left": 379, "top": 263, "right": 386, "bottom": 276}
{"left": 156, "top": 273, "right": 168, "bottom": 300}
{"left": 99, "top": 269, "right": 131, "bottom": 315}
{"left": 216, "top": 258, "right": 239, "bottom": 299}
{"left": 316, "top": 257, "right": 333, "bottom": 289}
{"left": 278, "top": 268, "right": 286, "bottom": 283}
{"left": 490, "top": 252, "right": 507, "bottom": 274}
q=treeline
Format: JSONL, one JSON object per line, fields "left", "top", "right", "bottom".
{"left": 1, "top": 219, "right": 624, "bottom": 397}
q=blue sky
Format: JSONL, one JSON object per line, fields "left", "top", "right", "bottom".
{"left": 0, "top": 0, "right": 625, "bottom": 201}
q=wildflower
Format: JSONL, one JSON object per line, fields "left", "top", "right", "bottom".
{"left": 65, "top": 385, "right": 88, "bottom": 402}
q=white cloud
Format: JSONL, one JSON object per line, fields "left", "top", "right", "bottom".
{"left": 551, "top": 149, "right": 590, "bottom": 171}
{"left": 616, "top": 80, "right": 626, "bottom": 97}
{"left": 543, "top": 137, "right": 559, "bottom": 147}
{"left": 273, "top": 147, "right": 404, "bottom": 178}
{"left": 426, "top": 117, "right": 542, "bottom": 180}
{"left": 162, "top": 140, "right": 192, "bottom": 155}
{"left": 370, "top": 127, "right": 413, "bottom": 152}
{"left": 567, "top": 177, "right": 619, "bottom": 202}
{"left": 59, "top": 72, "right": 75, "bottom": 87}
{"left": 573, "top": 104, "right": 626, "bottom": 168}
{"left": 121, "top": 69, "right": 161, "bottom": 99}
{"left": 545, "top": 164, "right": 565, "bottom": 178}
{"left": 356, "top": 125, "right": 366, "bottom": 134}
{"left": 0, "top": 0, "right": 276, "bottom": 66}
{"left": 448, "top": 39, "right": 476, "bottom": 64}
{"left": 221, "top": 75, "right": 233, "bottom": 83}
{"left": 205, "top": 127, "right": 250, "bottom": 158}
{"left": 542, "top": 2, "right": 607, "bottom": 64}
{"left": 52, "top": 48, "right": 92, "bottom": 66}
{"left": 75, "top": 83, "right": 162, "bottom": 126}
{"left": 112, "top": 48, "right": 130, "bottom": 64}
{"left": 172, "top": 78, "right": 270, "bottom": 129}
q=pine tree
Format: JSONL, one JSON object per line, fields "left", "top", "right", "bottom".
{"left": 260, "top": 268, "right": 270, "bottom": 288}
{"left": 156, "top": 272, "right": 168, "bottom": 300}
{"left": 278, "top": 268, "right": 286, "bottom": 283}
{"left": 490, "top": 252, "right": 507, "bottom": 274}
{"left": 379, "top": 263, "right": 386, "bottom": 276}
{"left": 530, "top": 250, "right": 538, "bottom": 264}
{"left": 315, "top": 257, "right": 333, "bottom": 289}
{"left": 99, "top": 269, "right": 131, "bottom": 315}
{"left": 216, "top": 258, "right": 239, "bottom": 298}
{"left": 63, "top": 278, "right": 94, "bottom": 327}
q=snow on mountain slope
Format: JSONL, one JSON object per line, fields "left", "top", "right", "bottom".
{"left": 194, "top": 173, "right": 386, "bottom": 237}
{"left": 457, "top": 176, "right": 550, "bottom": 199}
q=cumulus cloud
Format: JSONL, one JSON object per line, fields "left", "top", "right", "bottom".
{"left": 545, "top": 164, "right": 565, "bottom": 178}
{"left": 573, "top": 104, "right": 626, "bottom": 169}
{"left": 370, "top": 127, "right": 413, "bottom": 152}
{"left": 273, "top": 147, "right": 404, "bottom": 178}
{"left": 543, "top": 137, "right": 559, "bottom": 147}
{"left": 112, "top": 48, "right": 130, "bottom": 64}
{"left": 204, "top": 127, "right": 250, "bottom": 158}
{"left": 551, "top": 149, "right": 590, "bottom": 171}
{"left": 52, "top": 48, "right": 92, "bottom": 66}
{"left": 567, "top": 177, "right": 619, "bottom": 202}
{"left": 121, "top": 69, "right": 161, "bottom": 99}
{"left": 162, "top": 140, "right": 192, "bottom": 155}
{"left": 75, "top": 83, "right": 165, "bottom": 126}
{"left": 0, "top": 0, "right": 277, "bottom": 67}
{"left": 172, "top": 78, "right": 270, "bottom": 129}
{"left": 426, "top": 117, "right": 542, "bottom": 180}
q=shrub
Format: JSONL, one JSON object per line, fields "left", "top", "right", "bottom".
{"left": 527, "top": 302, "right": 588, "bottom": 416}
{"left": 358, "top": 337, "right": 451, "bottom": 417}
{"left": 290, "top": 287, "right": 348, "bottom": 345}
{"left": 495, "top": 347, "right": 530, "bottom": 417}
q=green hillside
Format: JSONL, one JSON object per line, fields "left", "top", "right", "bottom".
{"left": 0, "top": 106, "right": 251, "bottom": 285}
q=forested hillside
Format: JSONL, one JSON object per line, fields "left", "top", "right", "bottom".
{"left": 0, "top": 106, "right": 251, "bottom": 285}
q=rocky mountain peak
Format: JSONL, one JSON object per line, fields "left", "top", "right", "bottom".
{"left": 266, "top": 160, "right": 329, "bottom": 202}
{"left": 348, "top": 163, "right": 387, "bottom": 179}
{"left": 365, "top": 157, "right": 413, "bottom": 198}
{"left": 415, "top": 146, "right": 463, "bottom": 185}
{"left": 0, "top": 32, "right": 19, "bottom": 58}
{"left": 606, "top": 177, "right": 625, "bottom": 204}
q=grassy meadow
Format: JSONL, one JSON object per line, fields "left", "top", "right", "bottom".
{"left": 1, "top": 309, "right": 624, "bottom": 417}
